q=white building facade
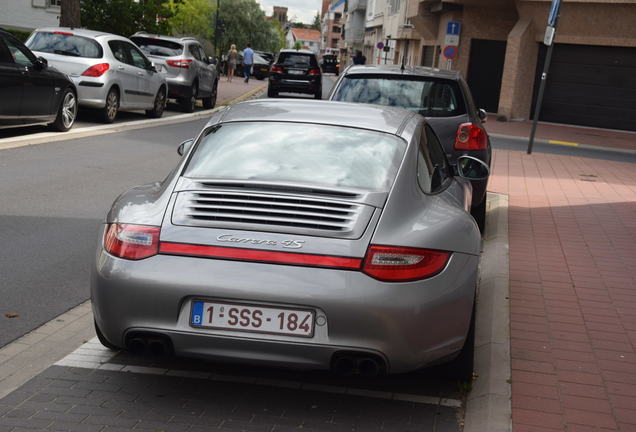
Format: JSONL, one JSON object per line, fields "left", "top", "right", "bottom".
{"left": 0, "top": 0, "right": 61, "bottom": 32}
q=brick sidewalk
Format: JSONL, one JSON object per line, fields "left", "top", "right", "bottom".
{"left": 489, "top": 149, "right": 636, "bottom": 431}
{"left": 217, "top": 77, "right": 266, "bottom": 105}
{"left": 484, "top": 117, "right": 636, "bottom": 152}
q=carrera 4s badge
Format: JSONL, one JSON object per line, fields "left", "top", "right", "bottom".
{"left": 216, "top": 234, "right": 305, "bottom": 249}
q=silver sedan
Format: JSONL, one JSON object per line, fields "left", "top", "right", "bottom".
{"left": 91, "top": 100, "right": 488, "bottom": 378}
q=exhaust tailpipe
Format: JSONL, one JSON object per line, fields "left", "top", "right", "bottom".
{"left": 358, "top": 358, "right": 381, "bottom": 377}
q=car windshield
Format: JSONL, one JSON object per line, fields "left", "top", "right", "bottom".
{"left": 184, "top": 122, "right": 407, "bottom": 192}
{"left": 332, "top": 75, "right": 466, "bottom": 117}
{"left": 130, "top": 37, "right": 183, "bottom": 57}
{"left": 278, "top": 53, "right": 317, "bottom": 68}
{"left": 27, "top": 31, "right": 102, "bottom": 58}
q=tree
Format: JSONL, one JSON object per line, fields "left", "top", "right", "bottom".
{"left": 81, "top": 0, "right": 170, "bottom": 36}
{"left": 216, "top": 0, "right": 283, "bottom": 55}
{"left": 311, "top": 11, "right": 321, "bottom": 31}
{"left": 164, "top": 0, "right": 215, "bottom": 40}
{"left": 60, "top": 0, "right": 81, "bottom": 28}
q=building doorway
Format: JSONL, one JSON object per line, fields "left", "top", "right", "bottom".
{"left": 466, "top": 39, "right": 506, "bottom": 113}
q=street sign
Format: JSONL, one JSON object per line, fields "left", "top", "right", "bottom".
{"left": 444, "top": 34, "right": 459, "bottom": 46}
{"left": 446, "top": 21, "right": 461, "bottom": 36}
{"left": 442, "top": 45, "right": 457, "bottom": 60}
{"left": 383, "top": 46, "right": 390, "bottom": 52}
{"left": 547, "top": 0, "right": 561, "bottom": 27}
{"left": 544, "top": 26, "right": 555, "bottom": 46}
{"left": 376, "top": 41, "right": 384, "bottom": 50}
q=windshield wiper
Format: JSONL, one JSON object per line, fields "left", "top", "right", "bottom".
{"left": 53, "top": 49, "right": 81, "bottom": 57}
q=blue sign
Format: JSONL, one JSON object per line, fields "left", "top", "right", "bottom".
{"left": 547, "top": 0, "right": 561, "bottom": 26}
{"left": 446, "top": 21, "right": 461, "bottom": 36}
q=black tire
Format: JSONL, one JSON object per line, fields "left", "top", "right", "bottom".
{"left": 100, "top": 87, "right": 119, "bottom": 123}
{"left": 51, "top": 87, "right": 77, "bottom": 132}
{"left": 451, "top": 300, "right": 476, "bottom": 382}
{"left": 471, "top": 198, "right": 487, "bottom": 235}
{"left": 202, "top": 80, "right": 217, "bottom": 109}
{"left": 267, "top": 86, "right": 277, "bottom": 98}
{"left": 180, "top": 83, "right": 197, "bottom": 113}
{"left": 94, "top": 320, "right": 119, "bottom": 351}
{"left": 145, "top": 87, "right": 166, "bottom": 118}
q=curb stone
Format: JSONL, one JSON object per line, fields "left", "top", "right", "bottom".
{"left": 464, "top": 192, "right": 512, "bottom": 432}
{"left": 489, "top": 132, "right": 636, "bottom": 155}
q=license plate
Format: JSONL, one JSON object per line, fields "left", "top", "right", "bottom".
{"left": 190, "top": 300, "right": 315, "bottom": 337}
{"left": 260, "top": 68, "right": 268, "bottom": 72}
{"left": 288, "top": 69, "right": 304, "bottom": 75}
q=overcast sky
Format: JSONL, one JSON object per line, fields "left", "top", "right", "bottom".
{"left": 256, "top": 0, "right": 321, "bottom": 24}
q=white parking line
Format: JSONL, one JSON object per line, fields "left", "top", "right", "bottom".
{"left": 54, "top": 338, "right": 463, "bottom": 408}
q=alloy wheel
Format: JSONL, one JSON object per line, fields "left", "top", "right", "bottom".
{"left": 106, "top": 91, "right": 118, "bottom": 121}
{"left": 61, "top": 91, "right": 77, "bottom": 129}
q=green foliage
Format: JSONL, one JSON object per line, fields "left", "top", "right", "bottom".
{"left": 163, "top": 0, "right": 215, "bottom": 40}
{"left": 294, "top": 40, "right": 302, "bottom": 50}
{"left": 217, "top": 0, "right": 282, "bottom": 56}
{"left": 4, "top": 28, "right": 32, "bottom": 42}
{"left": 311, "top": 12, "right": 321, "bottom": 31}
{"left": 81, "top": 0, "right": 171, "bottom": 37}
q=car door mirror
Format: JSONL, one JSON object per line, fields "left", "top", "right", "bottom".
{"left": 208, "top": 56, "right": 217, "bottom": 66}
{"left": 35, "top": 56, "right": 48, "bottom": 70}
{"left": 455, "top": 155, "right": 490, "bottom": 180}
{"left": 177, "top": 139, "right": 194, "bottom": 156}
{"left": 478, "top": 108, "right": 487, "bottom": 123}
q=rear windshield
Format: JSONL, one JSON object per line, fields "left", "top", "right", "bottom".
{"left": 27, "top": 32, "right": 103, "bottom": 58}
{"left": 332, "top": 75, "right": 466, "bottom": 117}
{"left": 277, "top": 53, "right": 318, "bottom": 68}
{"left": 130, "top": 37, "right": 183, "bottom": 57}
{"left": 184, "top": 122, "right": 407, "bottom": 192}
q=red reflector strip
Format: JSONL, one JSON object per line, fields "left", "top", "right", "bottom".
{"left": 159, "top": 242, "right": 362, "bottom": 270}
{"left": 54, "top": 31, "right": 74, "bottom": 35}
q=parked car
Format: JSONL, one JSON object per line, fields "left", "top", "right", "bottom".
{"left": 255, "top": 50, "right": 274, "bottom": 64}
{"left": 130, "top": 32, "right": 218, "bottom": 112}
{"left": 267, "top": 49, "right": 321, "bottom": 99}
{"left": 252, "top": 53, "right": 271, "bottom": 80}
{"left": 26, "top": 27, "right": 167, "bottom": 123}
{"left": 91, "top": 99, "right": 489, "bottom": 380}
{"left": 329, "top": 65, "right": 492, "bottom": 232}
{"left": 320, "top": 54, "right": 339, "bottom": 75}
{"left": 0, "top": 28, "right": 77, "bottom": 131}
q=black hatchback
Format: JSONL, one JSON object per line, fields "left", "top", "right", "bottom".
{"left": 0, "top": 28, "right": 77, "bottom": 131}
{"left": 267, "top": 49, "right": 321, "bottom": 99}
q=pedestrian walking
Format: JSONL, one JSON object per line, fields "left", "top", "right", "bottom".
{"left": 227, "top": 44, "right": 238, "bottom": 83}
{"left": 352, "top": 50, "right": 366, "bottom": 65}
{"left": 242, "top": 43, "right": 254, "bottom": 83}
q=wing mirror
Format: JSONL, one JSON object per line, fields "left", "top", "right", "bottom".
{"left": 208, "top": 56, "right": 217, "bottom": 66}
{"left": 478, "top": 108, "right": 487, "bottom": 123}
{"left": 455, "top": 155, "right": 490, "bottom": 180}
{"left": 177, "top": 139, "right": 194, "bottom": 156}
{"left": 35, "top": 56, "right": 48, "bottom": 70}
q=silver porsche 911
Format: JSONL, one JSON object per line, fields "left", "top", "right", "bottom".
{"left": 91, "top": 99, "right": 489, "bottom": 378}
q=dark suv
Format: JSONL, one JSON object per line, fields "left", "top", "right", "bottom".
{"left": 329, "top": 65, "right": 491, "bottom": 232}
{"left": 267, "top": 49, "right": 321, "bottom": 99}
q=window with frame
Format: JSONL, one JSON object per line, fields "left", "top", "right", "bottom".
{"left": 417, "top": 124, "right": 451, "bottom": 194}
{"left": 48, "top": 0, "right": 61, "bottom": 7}
{"left": 3, "top": 37, "right": 34, "bottom": 66}
{"left": 188, "top": 44, "right": 202, "bottom": 61}
{"left": 389, "top": 0, "right": 401, "bottom": 15}
{"left": 127, "top": 43, "right": 150, "bottom": 69}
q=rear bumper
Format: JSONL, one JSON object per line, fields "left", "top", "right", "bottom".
{"left": 71, "top": 76, "right": 108, "bottom": 108}
{"left": 167, "top": 82, "right": 193, "bottom": 99}
{"left": 269, "top": 76, "right": 321, "bottom": 94}
{"left": 91, "top": 232, "right": 478, "bottom": 374}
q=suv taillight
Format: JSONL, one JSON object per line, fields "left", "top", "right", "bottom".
{"left": 104, "top": 224, "right": 160, "bottom": 260}
{"left": 167, "top": 59, "right": 192, "bottom": 68}
{"left": 81, "top": 63, "right": 109, "bottom": 77}
{"left": 454, "top": 123, "right": 487, "bottom": 150}
{"left": 362, "top": 245, "right": 451, "bottom": 282}
{"left": 271, "top": 65, "right": 283, "bottom": 73}
{"left": 308, "top": 68, "right": 321, "bottom": 75}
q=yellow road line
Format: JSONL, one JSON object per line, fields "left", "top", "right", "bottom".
{"left": 548, "top": 139, "right": 579, "bottom": 147}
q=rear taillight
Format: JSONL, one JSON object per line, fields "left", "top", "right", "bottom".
{"left": 362, "top": 245, "right": 451, "bottom": 282}
{"left": 104, "top": 224, "right": 160, "bottom": 260}
{"left": 166, "top": 59, "right": 192, "bottom": 68}
{"left": 81, "top": 63, "right": 110, "bottom": 77}
{"left": 308, "top": 68, "right": 321, "bottom": 75}
{"left": 454, "top": 123, "right": 487, "bottom": 150}
{"left": 270, "top": 65, "right": 283, "bottom": 73}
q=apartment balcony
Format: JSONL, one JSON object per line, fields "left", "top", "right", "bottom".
{"left": 347, "top": 0, "right": 367, "bottom": 12}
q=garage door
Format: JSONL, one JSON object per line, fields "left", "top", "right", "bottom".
{"left": 533, "top": 44, "right": 636, "bottom": 131}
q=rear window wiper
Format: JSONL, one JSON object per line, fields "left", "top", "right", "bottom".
{"left": 53, "top": 49, "right": 81, "bottom": 57}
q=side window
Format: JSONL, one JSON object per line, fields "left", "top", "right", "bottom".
{"left": 108, "top": 40, "right": 128, "bottom": 64}
{"left": 127, "top": 43, "right": 149, "bottom": 69}
{"left": 417, "top": 125, "right": 451, "bottom": 194}
{"left": 4, "top": 37, "right": 34, "bottom": 67}
{"left": 0, "top": 38, "right": 14, "bottom": 63}
{"left": 188, "top": 44, "right": 202, "bottom": 61}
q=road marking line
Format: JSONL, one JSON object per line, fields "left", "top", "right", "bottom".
{"left": 548, "top": 139, "right": 579, "bottom": 146}
{"left": 53, "top": 338, "right": 462, "bottom": 408}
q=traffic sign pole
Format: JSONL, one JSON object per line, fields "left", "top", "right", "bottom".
{"left": 528, "top": 0, "right": 561, "bottom": 155}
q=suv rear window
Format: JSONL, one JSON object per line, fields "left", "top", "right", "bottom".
{"left": 130, "top": 37, "right": 183, "bottom": 57}
{"left": 27, "top": 32, "right": 102, "bottom": 58}
{"left": 332, "top": 75, "right": 466, "bottom": 117}
{"left": 277, "top": 53, "right": 318, "bottom": 68}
